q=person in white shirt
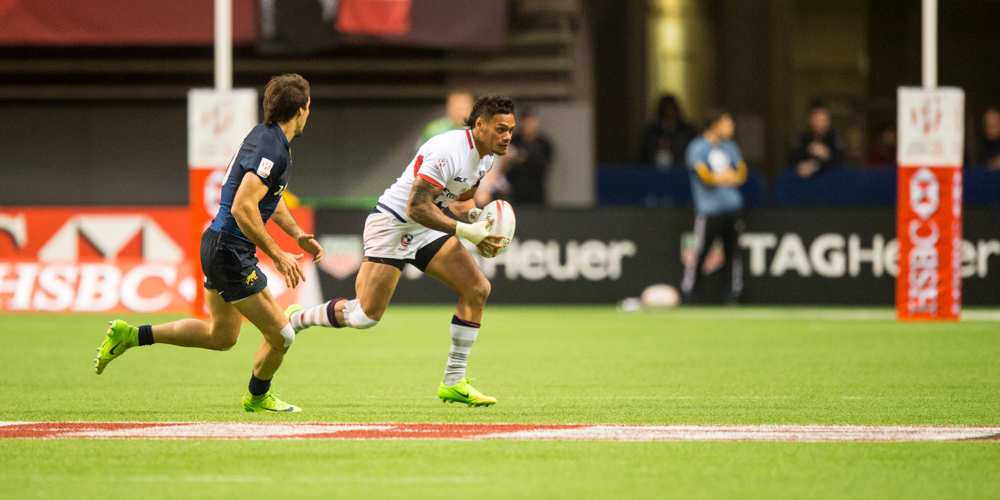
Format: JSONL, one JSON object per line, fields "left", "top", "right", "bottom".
{"left": 287, "top": 94, "right": 514, "bottom": 406}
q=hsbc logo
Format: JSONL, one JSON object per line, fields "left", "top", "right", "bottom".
{"left": 37, "top": 216, "right": 184, "bottom": 262}
{"left": 909, "top": 168, "right": 940, "bottom": 220}
{"left": 0, "top": 213, "right": 26, "bottom": 249}
{"left": 0, "top": 212, "right": 194, "bottom": 313}
{"left": 906, "top": 168, "right": 942, "bottom": 315}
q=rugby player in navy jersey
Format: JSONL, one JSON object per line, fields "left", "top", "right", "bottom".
{"left": 94, "top": 74, "right": 321, "bottom": 412}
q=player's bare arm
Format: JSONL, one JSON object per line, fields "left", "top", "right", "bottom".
{"left": 271, "top": 197, "right": 323, "bottom": 263}
{"left": 232, "top": 173, "right": 306, "bottom": 288}
{"left": 406, "top": 177, "right": 459, "bottom": 234}
{"left": 407, "top": 178, "right": 505, "bottom": 255}
{"left": 447, "top": 186, "right": 479, "bottom": 222}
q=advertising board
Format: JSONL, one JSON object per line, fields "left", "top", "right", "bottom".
{"left": 0, "top": 207, "right": 318, "bottom": 313}
{"left": 312, "top": 207, "right": 1000, "bottom": 306}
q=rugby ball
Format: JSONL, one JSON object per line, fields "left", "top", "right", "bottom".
{"left": 476, "top": 200, "right": 516, "bottom": 257}
{"left": 640, "top": 284, "right": 680, "bottom": 308}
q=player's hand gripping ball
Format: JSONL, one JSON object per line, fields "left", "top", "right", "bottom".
{"left": 476, "top": 200, "right": 516, "bottom": 258}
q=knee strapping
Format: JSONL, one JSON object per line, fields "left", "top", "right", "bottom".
{"left": 344, "top": 299, "right": 379, "bottom": 330}
{"left": 279, "top": 324, "right": 295, "bottom": 348}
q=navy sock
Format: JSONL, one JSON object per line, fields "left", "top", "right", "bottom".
{"left": 248, "top": 373, "right": 271, "bottom": 396}
{"left": 137, "top": 325, "right": 154, "bottom": 346}
{"left": 327, "top": 298, "right": 345, "bottom": 328}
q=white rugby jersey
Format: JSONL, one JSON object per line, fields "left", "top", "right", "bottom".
{"left": 375, "top": 129, "right": 495, "bottom": 223}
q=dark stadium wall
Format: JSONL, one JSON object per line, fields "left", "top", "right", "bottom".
{"left": 0, "top": 101, "right": 594, "bottom": 207}
{"left": 868, "top": 0, "right": 1000, "bottom": 157}
{"left": 584, "top": 0, "right": 648, "bottom": 164}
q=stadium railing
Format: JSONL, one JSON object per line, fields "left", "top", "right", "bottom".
{"left": 597, "top": 165, "right": 768, "bottom": 206}
{"left": 773, "top": 166, "right": 1000, "bottom": 206}
{"left": 597, "top": 165, "right": 1000, "bottom": 206}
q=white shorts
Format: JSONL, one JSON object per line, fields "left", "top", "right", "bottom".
{"left": 363, "top": 210, "right": 450, "bottom": 265}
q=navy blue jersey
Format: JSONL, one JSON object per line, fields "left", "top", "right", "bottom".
{"left": 209, "top": 123, "right": 292, "bottom": 243}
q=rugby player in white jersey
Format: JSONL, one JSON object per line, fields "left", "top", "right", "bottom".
{"left": 287, "top": 94, "right": 514, "bottom": 406}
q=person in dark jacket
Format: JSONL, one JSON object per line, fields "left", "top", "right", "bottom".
{"left": 501, "top": 107, "right": 554, "bottom": 205}
{"left": 640, "top": 94, "right": 698, "bottom": 169}
{"left": 977, "top": 107, "right": 1000, "bottom": 169}
{"left": 787, "top": 101, "right": 844, "bottom": 178}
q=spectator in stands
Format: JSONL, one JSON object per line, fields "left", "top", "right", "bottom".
{"left": 682, "top": 109, "right": 746, "bottom": 305}
{"left": 787, "top": 101, "right": 844, "bottom": 178}
{"left": 976, "top": 107, "right": 1000, "bottom": 169}
{"left": 417, "top": 89, "right": 474, "bottom": 148}
{"left": 496, "top": 107, "right": 554, "bottom": 205}
{"left": 640, "top": 94, "right": 698, "bottom": 169}
{"left": 863, "top": 123, "right": 897, "bottom": 168}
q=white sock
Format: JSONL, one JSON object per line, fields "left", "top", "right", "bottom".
{"left": 444, "top": 315, "right": 479, "bottom": 386}
{"left": 290, "top": 299, "right": 344, "bottom": 332}
{"left": 343, "top": 299, "right": 379, "bottom": 329}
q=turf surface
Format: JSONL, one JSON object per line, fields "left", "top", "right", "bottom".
{"left": 3, "top": 306, "right": 999, "bottom": 498}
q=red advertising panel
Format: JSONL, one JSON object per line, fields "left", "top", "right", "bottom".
{"left": 896, "top": 167, "right": 963, "bottom": 320}
{"left": 896, "top": 87, "right": 965, "bottom": 322}
{"left": 0, "top": 206, "right": 316, "bottom": 314}
{"left": 0, "top": 0, "right": 258, "bottom": 46}
{"left": 0, "top": 207, "right": 192, "bottom": 313}
{"left": 336, "top": 0, "right": 413, "bottom": 36}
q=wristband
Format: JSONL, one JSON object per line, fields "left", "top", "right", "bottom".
{"left": 455, "top": 221, "right": 489, "bottom": 245}
{"left": 468, "top": 208, "right": 482, "bottom": 223}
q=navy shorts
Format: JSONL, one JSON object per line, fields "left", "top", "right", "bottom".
{"left": 201, "top": 229, "right": 267, "bottom": 303}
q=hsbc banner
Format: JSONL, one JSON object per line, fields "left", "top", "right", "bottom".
{"left": 0, "top": 206, "right": 318, "bottom": 313}
{"left": 0, "top": 207, "right": 193, "bottom": 313}
{"left": 897, "top": 87, "right": 965, "bottom": 321}
{"left": 312, "top": 207, "right": 1000, "bottom": 306}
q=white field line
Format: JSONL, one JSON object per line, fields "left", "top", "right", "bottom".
{"left": 2, "top": 422, "right": 998, "bottom": 442}
{"left": 475, "top": 425, "right": 1000, "bottom": 442}
{"left": 28, "top": 474, "right": 481, "bottom": 484}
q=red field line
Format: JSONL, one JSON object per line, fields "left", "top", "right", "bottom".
{"left": 2, "top": 422, "right": 999, "bottom": 442}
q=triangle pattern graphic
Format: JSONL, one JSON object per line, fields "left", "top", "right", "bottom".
{"left": 76, "top": 216, "right": 144, "bottom": 259}
{"left": 142, "top": 219, "right": 184, "bottom": 262}
{"left": 37, "top": 220, "right": 78, "bottom": 261}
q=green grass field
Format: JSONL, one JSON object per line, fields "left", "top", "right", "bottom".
{"left": 3, "top": 306, "right": 999, "bottom": 499}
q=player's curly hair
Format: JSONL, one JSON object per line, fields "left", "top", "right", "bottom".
{"left": 464, "top": 93, "right": 515, "bottom": 128}
{"left": 264, "top": 74, "right": 310, "bottom": 125}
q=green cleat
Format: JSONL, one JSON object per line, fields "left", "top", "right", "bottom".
{"left": 284, "top": 303, "right": 304, "bottom": 319}
{"left": 438, "top": 377, "right": 497, "bottom": 407}
{"left": 94, "top": 320, "right": 139, "bottom": 375}
{"left": 284, "top": 303, "right": 304, "bottom": 331}
{"left": 242, "top": 391, "right": 302, "bottom": 412}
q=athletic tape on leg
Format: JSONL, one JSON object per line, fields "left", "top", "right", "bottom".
{"left": 343, "top": 299, "right": 379, "bottom": 329}
{"left": 280, "top": 324, "right": 295, "bottom": 348}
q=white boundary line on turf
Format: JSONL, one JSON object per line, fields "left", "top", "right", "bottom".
{"left": 474, "top": 425, "right": 1000, "bottom": 442}
{"left": 3, "top": 422, "right": 998, "bottom": 442}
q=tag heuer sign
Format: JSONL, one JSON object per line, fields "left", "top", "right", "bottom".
{"left": 318, "top": 235, "right": 364, "bottom": 280}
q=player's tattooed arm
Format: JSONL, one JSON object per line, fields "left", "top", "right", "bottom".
{"left": 448, "top": 187, "right": 479, "bottom": 222}
{"left": 407, "top": 177, "right": 458, "bottom": 235}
